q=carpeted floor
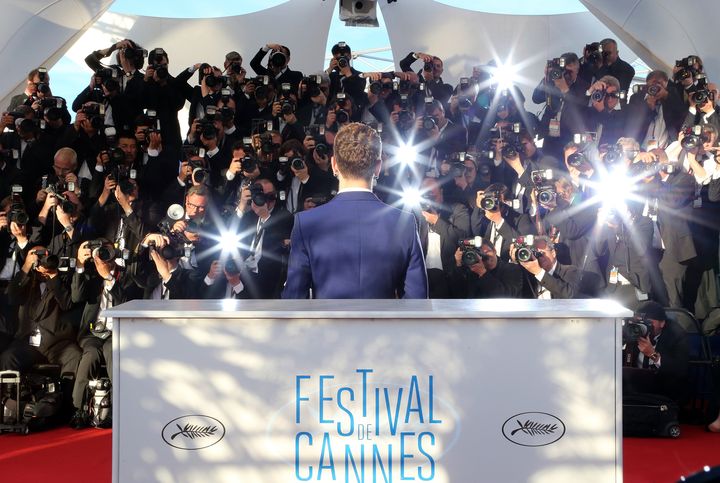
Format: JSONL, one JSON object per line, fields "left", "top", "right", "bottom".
{"left": 0, "top": 425, "right": 718, "bottom": 482}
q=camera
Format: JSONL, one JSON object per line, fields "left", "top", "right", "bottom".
{"left": 421, "top": 116, "right": 437, "bottom": 131}
{"left": 681, "top": 125, "right": 706, "bottom": 150}
{"left": 80, "top": 104, "right": 106, "bottom": 130}
{"left": 45, "top": 184, "right": 76, "bottom": 214}
{"left": 603, "top": 143, "right": 625, "bottom": 165}
{"left": 249, "top": 183, "right": 275, "bottom": 206}
{"left": 8, "top": 185, "right": 29, "bottom": 226}
{"left": 196, "top": 115, "right": 218, "bottom": 140}
{"left": 225, "top": 258, "right": 241, "bottom": 275}
{"left": 622, "top": 317, "right": 653, "bottom": 343}
{"left": 269, "top": 51, "right": 287, "bottom": 69}
{"left": 632, "top": 84, "right": 661, "bottom": 97}
{"left": 546, "top": 57, "right": 566, "bottom": 81}
{"left": 150, "top": 63, "right": 169, "bottom": 80}
{"left": 567, "top": 151, "right": 592, "bottom": 172}
{"left": 691, "top": 75, "right": 713, "bottom": 107}
{"left": 31, "top": 249, "right": 59, "bottom": 271}
{"left": 674, "top": 56, "right": 699, "bottom": 83}
{"left": 458, "top": 237, "right": 486, "bottom": 267}
{"left": 305, "top": 125, "right": 329, "bottom": 157}
{"left": 336, "top": 109, "right": 350, "bottom": 125}
{"left": 337, "top": 55, "right": 351, "bottom": 69}
{"left": 106, "top": 160, "right": 137, "bottom": 196}
{"left": 591, "top": 89, "right": 626, "bottom": 103}
{"left": 531, "top": 169, "right": 556, "bottom": 206}
{"left": 87, "top": 240, "right": 116, "bottom": 263}
{"left": 241, "top": 155, "right": 258, "bottom": 173}
{"left": 512, "top": 235, "right": 539, "bottom": 263}
{"left": 303, "top": 75, "right": 323, "bottom": 97}
{"left": 291, "top": 157, "right": 305, "bottom": 171}
{"left": 480, "top": 193, "right": 501, "bottom": 211}
{"left": 585, "top": 42, "right": 603, "bottom": 64}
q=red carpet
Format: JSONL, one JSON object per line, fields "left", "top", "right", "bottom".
{"left": 0, "top": 425, "right": 718, "bottom": 482}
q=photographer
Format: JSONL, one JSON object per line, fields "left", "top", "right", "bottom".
{"left": 532, "top": 53, "right": 589, "bottom": 161}
{"left": 623, "top": 302, "right": 689, "bottom": 404}
{"left": 250, "top": 43, "right": 304, "bottom": 92}
{"left": 2, "top": 107, "right": 52, "bottom": 196}
{"left": 415, "top": 100, "right": 467, "bottom": 178}
{"left": 626, "top": 70, "right": 687, "bottom": 150}
{"left": 8, "top": 68, "right": 50, "bottom": 111}
{"left": 234, "top": 179, "right": 293, "bottom": 298}
{"left": 84, "top": 39, "right": 145, "bottom": 129}
{"left": 186, "top": 108, "right": 232, "bottom": 187}
{"left": 202, "top": 258, "right": 246, "bottom": 299}
{"left": 0, "top": 195, "right": 38, "bottom": 352}
{"left": 451, "top": 238, "right": 523, "bottom": 298}
{"left": 470, "top": 183, "right": 535, "bottom": 261}
{"left": 399, "top": 51, "right": 453, "bottom": 105}
{"left": 596, "top": 187, "right": 668, "bottom": 310}
{"left": 594, "top": 39, "right": 635, "bottom": 95}
{"left": 89, "top": 172, "right": 142, "bottom": 263}
{"left": 415, "top": 177, "right": 471, "bottom": 297}
{"left": 583, "top": 76, "right": 626, "bottom": 146}
{"left": 88, "top": 130, "right": 140, "bottom": 202}
{"left": 270, "top": 83, "right": 305, "bottom": 143}
{"left": 276, "top": 140, "right": 332, "bottom": 214}
{"left": 132, "top": 233, "right": 193, "bottom": 300}
{"left": 0, "top": 245, "right": 81, "bottom": 382}
{"left": 640, "top": 149, "right": 697, "bottom": 309}
{"left": 141, "top": 48, "right": 186, "bottom": 154}
{"left": 69, "top": 239, "right": 138, "bottom": 426}
{"left": 222, "top": 51, "right": 246, "bottom": 92}
{"left": 296, "top": 74, "right": 329, "bottom": 127}
{"left": 326, "top": 42, "right": 366, "bottom": 106}
{"left": 513, "top": 235, "right": 602, "bottom": 299}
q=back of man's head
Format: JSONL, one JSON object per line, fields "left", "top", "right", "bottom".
{"left": 333, "top": 123, "right": 381, "bottom": 181}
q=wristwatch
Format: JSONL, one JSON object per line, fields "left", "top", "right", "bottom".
{"left": 649, "top": 351, "right": 660, "bottom": 362}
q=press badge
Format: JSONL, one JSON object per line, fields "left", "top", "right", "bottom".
{"left": 609, "top": 266, "right": 619, "bottom": 285}
{"left": 29, "top": 328, "right": 41, "bottom": 347}
{"left": 693, "top": 198, "right": 703, "bottom": 209}
{"left": 548, "top": 119, "right": 561, "bottom": 137}
{"left": 635, "top": 288, "right": 649, "bottom": 301}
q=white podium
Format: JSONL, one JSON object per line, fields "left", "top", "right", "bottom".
{"left": 104, "top": 299, "right": 631, "bottom": 483}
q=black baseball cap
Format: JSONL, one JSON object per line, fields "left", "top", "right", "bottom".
{"left": 636, "top": 301, "right": 666, "bottom": 322}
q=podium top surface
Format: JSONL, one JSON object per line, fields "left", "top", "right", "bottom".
{"left": 103, "top": 298, "right": 632, "bottom": 319}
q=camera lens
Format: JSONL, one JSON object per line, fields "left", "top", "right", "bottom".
{"left": 538, "top": 190, "right": 554, "bottom": 205}
{"left": 315, "top": 143, "right": 328, "bottom": 157}
{"left": 336, "top": 109, "right": 350, "bottom": 124}
{"left": 480, "top": 196, "right": 497, "bottom": 211}
{"left": 462, "top": 249, "right": 481, "bottom": 266}
{"left": 369, "top": 82, "right": 382, "bottom": 95}
{"left": 516, "top": 247, "right": 532, "bottom": 263}
{"left": 291, "top": 158, "right": 305, "bottom": 171}
{"left": 591, "top": 90, "right": 605, "bottom": 102}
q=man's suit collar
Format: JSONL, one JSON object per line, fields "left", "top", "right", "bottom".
{"left": 332, "top": 191, "right": 380, "bottom": 202}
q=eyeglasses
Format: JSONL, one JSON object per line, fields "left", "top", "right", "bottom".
{"left": 186, "top": 201, "right": 206, "bottom": 211}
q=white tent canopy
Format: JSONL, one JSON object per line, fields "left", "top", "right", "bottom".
{"left": 1, "top": 0, "right": 717, "bottom": 110}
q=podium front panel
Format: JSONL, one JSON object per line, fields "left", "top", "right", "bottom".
{"left": 106, "top": 299, "right": 629, "bottom": 483}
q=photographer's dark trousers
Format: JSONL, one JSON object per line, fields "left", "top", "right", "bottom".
{"left": 0, "top": 339, "right": 81, "bottom": 379}
{"left": 657, "top": 250, "right": 690, "bottom": 309}
{"left": 427, "top": 268, "right": 450, "bottom": 299}
{"left": 72, "top": 336, "right": 112, "bottom": 409}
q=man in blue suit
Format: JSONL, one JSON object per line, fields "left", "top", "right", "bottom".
{"left": 283, "top": 123, "right": 428, "bottom": 299}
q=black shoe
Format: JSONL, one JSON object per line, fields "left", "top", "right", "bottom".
{"left": 69, "top": 409, "right": 90, "bottom": 429}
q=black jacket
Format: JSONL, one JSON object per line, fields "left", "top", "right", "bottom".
{"left": 535, "top": 263, "right": 604, "bottom": 299}
{"left": 249, "top": 48, "right": 304, "bottom": 92}
{"left": 418, "top": 202, "right": 471, "bottom": 273}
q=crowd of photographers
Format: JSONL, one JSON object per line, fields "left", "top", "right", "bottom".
{"left": 0, "top": 37, "right": 718, "bottom": 421}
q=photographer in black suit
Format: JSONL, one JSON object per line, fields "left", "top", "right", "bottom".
{"left": 513, "top": 235, "right": 603, "bottom": 299}
{"left": 69, "top": 239, "right": 138, "bottom": 425}
{"left": 250, "top": 43, "right": 304, "bottom": 92}
{"left": 623, "top": 302, "right": 689, "bottom": 404}
{"left": 0, "top": 246, "right": 81, "bottom": 379}
{"left": 451, "top": 238, "right": 523, "bottom": 298}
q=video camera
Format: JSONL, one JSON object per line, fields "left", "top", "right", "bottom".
{"left": 511, "top": 235, "right": 540, "bottom": 263}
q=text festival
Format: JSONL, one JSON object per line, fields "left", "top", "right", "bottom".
{"left": 294, "top": 369, "right": 442, "bottom": 481}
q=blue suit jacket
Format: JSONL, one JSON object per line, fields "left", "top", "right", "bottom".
{"left": 282, "top": 191, "right": 428, "bottom": 299}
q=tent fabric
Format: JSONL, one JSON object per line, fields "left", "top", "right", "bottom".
{"left": 0, "top": 0, "right": 115, "bottom": 110}
{"left": 380, "top": 0, "right": 641, "bottom": 103}
{"left": 579, "top": 0, "right": 717, "bottom": 79}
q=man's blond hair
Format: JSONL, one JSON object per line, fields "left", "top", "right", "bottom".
{"left": 333, "top": 123, "right": 381, "bottom": 181}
